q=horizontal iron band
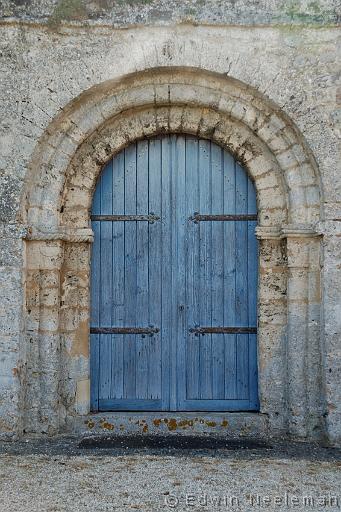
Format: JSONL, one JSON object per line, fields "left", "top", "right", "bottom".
{"left": 189, "top": 327, "right": 257, "bottom": 334}
{"left": 190, "top": 214, "right": 257, "bottom": 222}
{"left": 90, "top": 327, "right": 159, "bottom": 335}
{"left": 91, "top": 214, "right": 160, "bottom": 222}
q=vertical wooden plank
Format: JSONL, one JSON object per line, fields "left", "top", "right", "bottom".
{"left": 235, "top": 162, "right": 249, "bottom": 398}
{"left": 91, "top": 173, "right": 101, "bottom": 215}
{"left": 148, "top": 138, "right": 162, "bottom": 400}
{"left": 247, "top": 178, "right": 258, "bottom": 328}
{"left": 90, "top": 220, "right": 101, "bottom": 327}
{"left": 236, "top": 333, "right": 249, "bottom": 399}
{"left": 224, "top": 334, "right": 237, "bottom": 399}
{"left": 135, "top": 140, "right": 149, "bottom": 399}
{"left": 99, "top": 160, "right": 113, "bottom": 401}
{"left": 169, "top": 135, "right": 181, "bottom": 410}
{"left": 248, "top": 333, "right": 259, "bottom": 407}
{"left": 100, "top": 160, "right": 114, "bottom": 215}
{"left": 110, "top": 151, "right": 125, "bottom": 399}
{"left": 123, "top": 143, "right": 137, "bottom": 399}
{"left": 247, "top": 177, "right": 259, "bottom": 407}
{"left": 174, "top": 135, "right": 187, "bottom": 409}
{"left": 161, "top": 136, "right": 172, "bottom": 409}
{"left": 198, "top": 139, "right": 212, "bottom": 399}
{"left": 235, "top": 162, "right": 248, "bottom": 328}
{"left": 90, "top": 225, "right": 100, "bottom": 409}
{"left": 185, "top": 136, "right": 200, "bottom": 400}
{"left": 211, "top": 143, "right": 225, "bottom": 399}
{"left": 90, "top": 334, "right": 99, "bottom": 410}
{"left": 223, "top": 151, "right": 237, "bottom": 399}
{"left": 90, "top": 182, "right": 101, "bottom": 410}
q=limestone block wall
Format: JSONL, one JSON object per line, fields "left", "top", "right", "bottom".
{"left": 0, "top": 0, "right": 339, "bottom": 444}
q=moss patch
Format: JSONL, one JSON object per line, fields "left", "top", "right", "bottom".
{"left": 280, "top": 0, "right": 337, "bottom": 24}
{"left": 48, "top": 0, "right": 88, "bottom": 28}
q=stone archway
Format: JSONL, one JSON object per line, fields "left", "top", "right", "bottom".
{"left": 22, "top": 67, "right": 323, "bottom": 440}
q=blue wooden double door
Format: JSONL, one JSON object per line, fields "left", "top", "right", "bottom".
{"left": 90, "top": 135, "right": 259, "bottom": 412}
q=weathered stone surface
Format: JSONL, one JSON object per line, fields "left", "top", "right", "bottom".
{"left": 0, "top": 0, "right": 339, "bottom": 26}
{"left": 0, "top": 2, "right": 339, "bottom": 446}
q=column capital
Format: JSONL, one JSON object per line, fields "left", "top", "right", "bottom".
{"left": 25, "top": 227, "right": 94, "bottom": 243}
{"left": 256, "top": 224, "right": 321, "bottom": 240}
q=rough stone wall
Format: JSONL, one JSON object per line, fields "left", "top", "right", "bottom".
{"left": 0, "top": 1, "right": 340, "bottom": 444}
{"left": 0, "top": 0, "right": 339, "bottom": 26}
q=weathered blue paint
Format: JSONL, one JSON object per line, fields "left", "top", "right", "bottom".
{"left": 90, "top": 135, "right": 259, "bottom": 412}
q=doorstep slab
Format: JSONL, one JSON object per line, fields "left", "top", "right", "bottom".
{"left": 71, "top": 412, "right": 270, "bottom": 439}
{"left": 78, "top": 434, "right": 272, "bottom": 450}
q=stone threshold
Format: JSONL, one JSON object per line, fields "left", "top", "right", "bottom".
{"left": 72, "top": 411, "right": 270, "bottom": 439}
{"left": 78, "top": 434, "right": 272, "bottom": 450}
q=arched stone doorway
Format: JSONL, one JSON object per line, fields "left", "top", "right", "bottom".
{"left": 22, "top": 67, "right": 323, "bottom": 441}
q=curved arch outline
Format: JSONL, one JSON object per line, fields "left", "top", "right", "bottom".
{"left": 23, "top": 67, "right": 321, "bottom": 236}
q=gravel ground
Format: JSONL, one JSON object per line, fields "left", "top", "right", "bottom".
{"left": 0, "top": 438, "right": 340, "bottom": 512}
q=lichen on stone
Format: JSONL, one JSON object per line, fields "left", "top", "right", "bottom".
{"left": 48, "top": 0, "right": 88, "bottom": 28}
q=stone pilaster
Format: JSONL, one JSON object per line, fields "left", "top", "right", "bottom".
{"left": 256, "top": 227, "right": 288, "bottom": 436}
{"left": 24, "top": 228, "right": 93, "bottom": 434}
{"left": 256, "top": 225, "right": 324, "bottom": 440}
{"left": 60, "top": 241, "right": 91, "bottom": 423}
{"left": 24, "top": 240, "right": 64, "bottom": 434}
{"left": 285, "top": 227, "right": 323, "bottom": 439}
